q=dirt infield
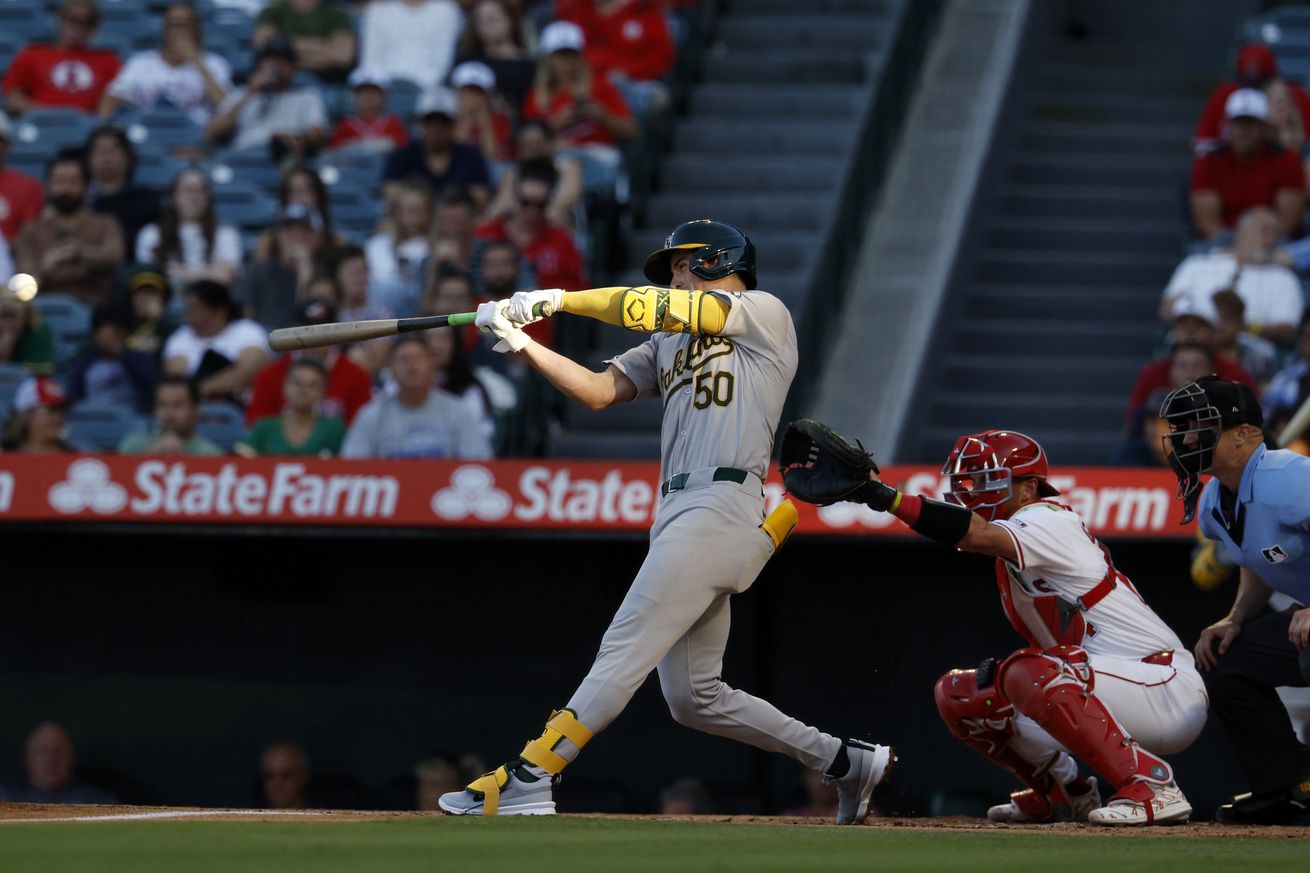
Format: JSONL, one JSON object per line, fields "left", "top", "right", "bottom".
{"left": 2, "top": 802, "right": 1308, "bottom": 837}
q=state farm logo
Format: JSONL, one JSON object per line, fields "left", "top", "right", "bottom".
{"left": 431, "top": 465, "right": 512, "bottom": 521}
{"left": 49, "top": 459, "right": 128, "bottom": 515}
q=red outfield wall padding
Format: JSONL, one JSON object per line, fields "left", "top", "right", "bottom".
{"left": 0, "top": 456, "right": 1196, "bottom": 537}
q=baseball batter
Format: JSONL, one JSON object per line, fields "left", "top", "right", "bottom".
{"left": 438, "top": 220, "right": 893, "bottom": 820}
{"left": 781, "top": 423, "right": 1209, "bottom": 825}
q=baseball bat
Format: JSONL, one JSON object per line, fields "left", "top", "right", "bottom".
{"left": 267, "top": 303, "right": 553, "bottom": 352}
{"left": 1278, "top": 392, "right": 1310, "bottom": 448}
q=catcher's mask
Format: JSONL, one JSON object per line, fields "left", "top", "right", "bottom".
{"left": 642, "top": 219, "right": 757, "bottom": 290}
{"left": 1158, "top": 376, "right": 1264, "bottom": 524}
{"left": 942, "top": 430, "right": 1058, "bottom": 521}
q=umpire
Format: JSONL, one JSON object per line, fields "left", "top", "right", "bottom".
{"left": 1161, "top": 376, "right": 1310, "bottom": 824}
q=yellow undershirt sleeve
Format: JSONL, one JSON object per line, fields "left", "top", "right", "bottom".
{"left": 560, "top": 286, "right": 731, "bottom": 335}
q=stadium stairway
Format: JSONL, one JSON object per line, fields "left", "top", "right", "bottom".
{"left": 897, "top": 0, "right": 1257, "bottom": 465}
{"left": 547, "top": 0, "right": 906, "bottom": 460}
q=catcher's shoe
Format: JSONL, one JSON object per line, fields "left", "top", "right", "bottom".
{"left": 826, "top": 740, "right": 895, "bottom": 825}
{"left": 987, "top": 778, "right": 1102, "bottom": 823}
{"left": 1087, "top": 779, "right": 1191, "bottom": 826}
{"left": 438, "top": 761, "right": 556, "bottom": 816}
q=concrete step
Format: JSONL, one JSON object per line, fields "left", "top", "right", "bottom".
{"left": 981, "top": 216, "right": 1183, "bottom": 253}
{"left": 673, "top": 118, "right": 855, "bottom": 157}
{"left": 704, "top": 48, "right": 873, "bottom": 85}
{"left": 1026, "top": 91, "right": 1199, "bottom": 126}
{"left": 927, "top": 390, "right": 1126, "bottom": 433}
{"left": 940, "top": 354, "right": 1143, "bottom": 394}
{"left": 912, "top": 425, "right": 1123, "bottom": 467}
{"left": 689, "top": 83, "right": 865, "bottom": 118}
{"left": 743, "top": 0, "right": 892, "bottom": 14}
{"left": 718, "top": 15, "right": 888, "bottom": 52}
{"left": 1017, "top": 121, "right": 1190, "bottom": 156}
{"left": 644, "top": 193, "right": 831, "bottom": 233}
{"left": 962, "top": 282, "right": 1163, "bottom": 322}
{"left": 950, "top": 317, "right": 1160, "bottom": 357}
{"left": 1007, "top": 151, "right": 1190, "bottom": 188}
{"left": 659, "top": 154, "right": 843, "bottom": 193}
{"left": 974, "top": 249, "right": 1176, "bottom": 285}
{"left": 996, "top": 184, "right": 1184, "bottom": 222}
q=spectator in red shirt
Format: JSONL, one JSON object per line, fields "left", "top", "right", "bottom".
{"left": 476, "top": 161, "right": 585, "bottom": 293}
{"left": 2, "top": 0, "right": 122, "bottom": 116}
{"left": 1194, "top": 43, "right": 1310, "bottom": 155}
{"left": 327, "top": 69, "right": 410, "bottom": 152}
{"left": 0, "top": 115, "right": 45, "bottom": 241}
{"left": 245, "top": 298, "right": 372, "bottom": 425}
{"left": 450, "top": 61, "right": 512, "bottom": 163}
{"left": 1190, "top": 88, "right": 1305, "bottom": 240}
{"left": 555, "top": 0, "right": 674, "bottom": 85}
{"left": 522, "top": 21, "right": 636, "bottom": 154}
{"left": 1124, "top": 296, "right": 1254, "bottom": 425}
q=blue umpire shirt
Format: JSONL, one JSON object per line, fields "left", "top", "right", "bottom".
{"left": 1198, "top": 444, "right": 1310, "bottom": 605}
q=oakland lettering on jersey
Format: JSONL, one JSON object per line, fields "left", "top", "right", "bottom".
{"left": 659, "top": 334, "right": 735, "bottom": 394}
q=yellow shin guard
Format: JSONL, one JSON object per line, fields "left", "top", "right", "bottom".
{"left": 462, "top": 710, "right": 594, "bottom": 815}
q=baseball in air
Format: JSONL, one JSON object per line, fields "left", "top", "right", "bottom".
{"left": 7, "top": 273, "right": 38, "bottom": 302}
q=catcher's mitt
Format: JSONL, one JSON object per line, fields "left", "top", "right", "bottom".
{"left": 779, "top": 418, "right": 880, "bottom": 506}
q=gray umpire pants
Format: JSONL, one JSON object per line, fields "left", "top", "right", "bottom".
{"left": 563, "top": 474, "right": 841, "bottom": 771}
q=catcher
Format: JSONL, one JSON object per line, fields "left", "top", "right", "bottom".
{"left": 781, "top": 421, "right": 1209, "bottom": 825}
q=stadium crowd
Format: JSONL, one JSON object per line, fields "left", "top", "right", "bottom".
{"left": 1118, "top": 41, "right": 1310, "bottom": 466}
{"left": 0, "top": 0, "right": 693, "bottom": 457}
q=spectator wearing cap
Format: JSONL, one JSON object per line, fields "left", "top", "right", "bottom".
{"left": 122, "top": 264, "right": 178, "bottom": 359}
{"left": 1162, "top": 206, "right": 1304, "bottom": 343}
{"left": 0, "top": 723, "right": 117, "bottom": 804}
{"left": 1125, "top": 295, "right": 1254, "bottom": 426}
{"left": 487, "top": 119, "right": 583, "bottom": 229}
{"left": 1213, "top": 288, "right": 1278, "bottom": 389}
{"left": 245, "top": 298, "right": 372, "bottom": 426}
{"left": 253, "top": 167, "right": 346, "bottom": 262}
{"left": 206, "top": 37, "right": 327, "bottom": 160}
{"left": 328, "top": 69, "right": 410, "bottom": 153}
{"left": 238, "top": 356, "right": 346, "bottom": 457}
{"left": 341, "top": 333, "right": 492, "bottom": 459}
{"left": 136, "top": 167, "right": 243, "bottom": 289}
{"left": 1184, "top": 376, "right": 1310, "bottom": 825}
{"left": 0, "top": 376, "right": 72, "bottom": 452}
{"left": 65, "top": 303, "right": 157, "bottom": 412}
{"left": 253, "top": 0, "right": 356, "bottom": 81}
{"left": 86, "top": 126, "right": 159, "bottom": 256}
{"left": 99, "top": 1, "right": 232, "bottom": 126}
{"left": 163, "top": 280, "right": 270, "bottom": 402}
{"left": 381, "top": 88, "right": 491, "bottom": 210}
{"left": 0, "top": 287, "right": 54, "bottom": 375}
{"left": 450, "top": 61, "right": 512, "bottom": 163}
{"left": 522, "top": 20, "right": 636, "bottom": 159}
{"left": 118, "top": 374, "right": 223, "bottom": 454}
{"left": 2, "top": 0, "right": 122, "bottom": 115}
{"left": 358, "top": 0, "right": 462, "bottom": 92}
{"left": 0, "top": 114, "right": 46, "bottom": 242}
{"left": 455, "top": 0, "right": 536, "bottom": 113}
{"left": 1263, "top": 313, "right": 1310, "bottom": 428}
{"left": 13, "top": 149, "right": 124, "bottom": 306}
{"left": 555, "top": 0, "right": 673, "bottom": 114}
{"left": 475, "top": 160, "right": 584, "bottom": 315}
{"left": 1191, "top": 89, "right": 1306, "bottom": 240}
{"left": 366, "top": 182, "right": 432, "bottom": 316}
{"left": 237, "top": 203, "right": 329, "bottom": 331}
{"left": 1195, "top": 43, "right": 1310, "bottom": 156}
{"left": 1116, "top": 341, "right": 1216, "bottom": 466}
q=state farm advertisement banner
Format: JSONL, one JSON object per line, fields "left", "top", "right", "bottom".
{"left": 0, "top": 456, "right": 1197, "bottom": 537}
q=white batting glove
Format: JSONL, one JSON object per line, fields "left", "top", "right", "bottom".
{"left": 507, "top": 289, "right": 565, "bottom": 326}
{"left": 477, "top": 300, "right": 531, "bottom": 354}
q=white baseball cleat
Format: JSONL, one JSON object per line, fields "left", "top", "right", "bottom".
{"left": 826, "top": 740, "right": 895, "bottom": 825}
{"left": 988, "top": 780, "right": 1102, "bottom": 823}
{"left": 438, "top": 762, "right": 557, "bottom": 816}
{"left": 1087, "top": 779, "right": 1191, "bottom": 826}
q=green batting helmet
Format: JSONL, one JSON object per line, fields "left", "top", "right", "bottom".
{"left": 642, "top": 219, "right": 757, "bottom": 290}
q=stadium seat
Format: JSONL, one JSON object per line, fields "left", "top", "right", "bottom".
{"left": 386, "top": 80, "right": 422, "bottom": 121}
{"left": 210, "top": 183, "right": 278, "bottom": 232}
{"left": 208, "top": 148, "right": 283, "bottom": 193}
{"left": 11, "top": 110, "right": 96, "bottom": 150}
{"left": 132, "top": 148, "right": 185, "bottom": 188}
{"left": 65, "top": 400, "right": 145, "bottom": 451}
{"left": 197, "top": 401, "right": 246, "bottom": 450}
{"left": 123, "top": 108, "right": 206, "bottom": 152}
{"left": 316, "top": 148, "right": 386, "bottom": 191}
{"left": 31, "top": 294, "right": 91, "bottom": 366}
{"left": 0, "top": 360, "right": 29, "bottom": 420}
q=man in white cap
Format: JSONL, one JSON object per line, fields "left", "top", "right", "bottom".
{"left": 1191, "top": 88, "right": 1306, "bottom": 240}
{"left": 329, "top": 69, "right": 410, "bottom": 152}
{"left": 381, "top": 87, "right": 491, "bottom": 210}
{"left": 450, "top": 60, "right": 510, "bottom": 163}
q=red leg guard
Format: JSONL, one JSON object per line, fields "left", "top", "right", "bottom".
{"left": 934, "top": 665, "right": 1065, "bottom": 806}
{"left": 998, "top": 646, "right": 1173, "bottom": 790}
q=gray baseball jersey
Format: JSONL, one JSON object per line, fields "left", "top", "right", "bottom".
{"left": 559, "top": 288, "right": 843, "bottom": 775}
{"left": 606, "top": 290, "right": 798, "bottom": 483}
